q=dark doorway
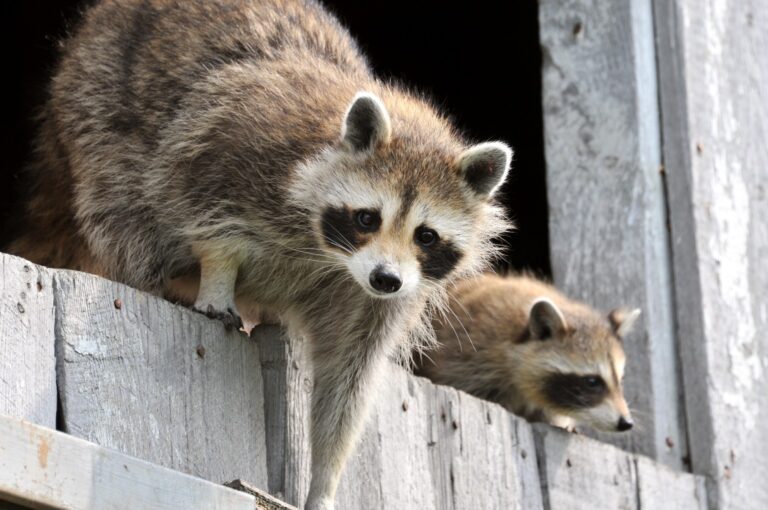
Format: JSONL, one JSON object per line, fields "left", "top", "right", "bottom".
{"left": 3, "top": 0, "right": 550, "bottom": 277}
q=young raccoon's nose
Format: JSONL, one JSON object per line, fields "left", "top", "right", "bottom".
{"left": 369, "top": 267, "right": 402, "bottom": 293}
{"left": 617, "top": 417, "right": 634, "bottom": 432}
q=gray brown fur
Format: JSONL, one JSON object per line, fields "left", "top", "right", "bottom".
{"left": 417, "top": 274, "right": 638, "bottom": 433}
{"left": 8, "top": 1, "right": 512, "bottom": 509}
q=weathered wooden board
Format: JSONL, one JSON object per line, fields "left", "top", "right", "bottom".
{"left": 535, "top": 425, "right": 707, "bottom": 510}
{"left": 0, "top": 253, "right": 56, "bottom": 428}
{"left": 0, "top": 415, "right": 257, "bottom": 510}
{"left": 54, "top": 269, "right": 269, "bottom": 489}
{"left": 653, "top": 0, "right": 768, "bottom": 507}
{"left": 257, "top": 326, "right": 312, "bottom": 506}
{"left": 635, "top": 456, "right": 707, "bottom": 510}
{"left": 538, "top": 0, "right": 686, "bottom": 468}
{"left": 256, "top": 325, "right": 542, "bottom": 509}
{"left": 534, "top": 425, "right": 638, "bottom": 510}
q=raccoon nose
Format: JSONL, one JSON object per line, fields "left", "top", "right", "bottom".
{"left": 369, "top": 268, "right": 402, "bottom": 293}
{"left": 617, "top": 417, "right": 634, "bottom": 432}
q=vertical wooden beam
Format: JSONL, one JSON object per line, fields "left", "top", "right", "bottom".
{"left": 0, "top": 253, "right": 56, "bottom": 428}
{"left": 653, "top": 0, "right": 768, "bottom": 507}
{"left": 538, "top": 0, "right": 686, "bottom": 468}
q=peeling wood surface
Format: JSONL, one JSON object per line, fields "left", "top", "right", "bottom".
{"left": 54, "top": 269, "right": 269, "bottom": 489}
{"left": 0, "top": 415, "right": 256, "bottom": 510}
{"left": 0, "top": 253, "right": 56, "bottom": 428}
{"left": 653, "top": 0, "right": 768, "bottom": 507}
{"left": 538, "top": 0, "right": 686, "bottom": 468}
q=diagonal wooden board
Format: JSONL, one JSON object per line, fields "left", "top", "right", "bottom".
{"left": 0, "top": 415, "right": 257, "bottom": 510}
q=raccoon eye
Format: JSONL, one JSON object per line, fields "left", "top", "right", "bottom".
{"left": 355, "top": 210, "right": 381, "bottom": 232}
{"left": 415, "top": 226, "right": 438, "bottom": 247}
{"left": 582, "top": 376, "right": 605, "bottom": 389}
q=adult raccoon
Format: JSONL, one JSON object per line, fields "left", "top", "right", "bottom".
{"left": 10, "top": 1, "right": 512, "bottom": 508}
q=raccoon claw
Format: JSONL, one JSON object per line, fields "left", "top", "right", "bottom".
{"left": 193, "top": 304, "right": 243, "bottom": 330}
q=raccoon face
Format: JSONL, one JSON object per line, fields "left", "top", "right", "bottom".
{"left": 291, "top": 92, "right": 511, "bottom": 299}
{"left": 525, "top": 299, "right": 640, "bottom": 432}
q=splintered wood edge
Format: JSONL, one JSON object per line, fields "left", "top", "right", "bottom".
{"left": 225, "top": 479, "right": 298, "bottom": 510}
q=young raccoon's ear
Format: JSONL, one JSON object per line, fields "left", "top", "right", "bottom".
{"left": 529, "top": 298, "right": 568, "bottom": 340}
{"left": 457, "top": 142, "right": 513, "bottom": 197}
{"left": 609, "top": 308, "right": 642, "bottom": 338}
{"left": 341, "top": 92, "right": 392, "bottom": 152}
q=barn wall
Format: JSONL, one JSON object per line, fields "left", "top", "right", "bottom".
{"left": 0, "top": 253, "right": 706, "bottom": 509}
{"left": 653, "top": 0, "right": 768, "bottom": 507}
{"left": 539, "top": 0, "right": 687, "bottom": 469}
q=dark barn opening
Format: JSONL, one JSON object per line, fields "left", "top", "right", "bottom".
{"left": 3, "top": 0, "right": 549, "bottom": 277}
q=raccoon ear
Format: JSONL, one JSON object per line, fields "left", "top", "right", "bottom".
{"left": 341, "top": 92, "right": 392, "bottom": 152}
{"left": 457, "top": 142, "right": 513, "bottom": 197}
{"left": 609, "top": 308, "right": 642, "bottom": 338}
{"left": 529, "top": 298, "right": 568, "bottom": 340}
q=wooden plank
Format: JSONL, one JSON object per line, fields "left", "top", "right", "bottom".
{"left": 336, "top": 369, "right": 543, "bottom": 510}
{"left": 653, "top": 0, "right": 768, "bottom": 507}
{"left": 0, "top": 253, "right": 56, "bottom": 428}
{"left": 54, "top": 269, "right": 269, "bottom": 489}
{"left": 257, "top": 318, "right": 543, "bottom": 510}
{"left": 538, "top": 0, "right": 686, "bottom": 467}
{"left": 635, "top": 456, "right": 707, "bottom": 510}
{"left": 225, "top": 479, "right": 298, "bottom": 510}
{"left": 256, "top": 326, "right": 312, "bottom": 507}
{"left": 534, "top": 425, "right": 637, "bottom": 510}
{"left": 0, "top": 415, "right": 256, "bottom": 510}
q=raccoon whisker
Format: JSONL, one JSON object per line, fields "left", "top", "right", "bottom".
{"left": 320, "top": 221, "right": 357, "bottom": 254}
{"left": 424, "top": 280, "right": 474, "bottom": 353}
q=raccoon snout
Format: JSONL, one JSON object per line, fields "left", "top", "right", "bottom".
{"left": 616, "top": 416, "right": 634, "bottom": 432}
{"left": 369, "top": 266, "right": 402, "bottom": 294}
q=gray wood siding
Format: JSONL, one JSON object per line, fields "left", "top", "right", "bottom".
{"left": 653, "top": 0, "right": 768, "bottom": 507}
{"left": 539, "top": 0, "right": 687, "bottom": 469}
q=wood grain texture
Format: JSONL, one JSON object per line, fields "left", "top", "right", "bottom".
{"left": 257, "top": 325, "right": 312, "bottom": 507}
{"left": 653, "top": 0, "right": 768, "bottom": 507}
{"left": 256, "top": 321, "right": 543, "bottom": 510}
{"left": 538, "top": 0, "right": 686, "bottom": 468}
{"left": 635, "top": 456, "right": 707, "bottom": 510}
{"left": 0, "top": 253, "right": 56, "bottom": 428}
{"left": 535, "top": 425, "right": 707, "bottom": 510}
{"left": 0, "top": 415, "right": 256, "bottom": 510}
{"left": 54, "top": 269, "right": 269, "bottom": 489}
{"left": 225, "top": 479, "right": 298, "bottom": 510}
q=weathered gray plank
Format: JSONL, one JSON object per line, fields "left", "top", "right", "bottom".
{"left": 257, "top": 325, "right": 312, "bottom": 506}
{"left": 0, "top": 415, "right": 256, "bottom": 510}
{"left": 0, "top": 253, "right": 56, "bottom": 428}
{"left": 535, "top": 425, "right": 637, "bottom": 510}
{"left": 538, "top": 0, "right": 686, "bottom": 468}
{"left": 653, "top": 0, "right": 768, "bottom": 507}
{"left": 257, "top": 322, "right": 543, "bottom": 510}
{"left": 635, "top": 456, "right": 707, "bottom": 510}
{"left": 54, "top": 269, "right": 269, "bottom": 489}
{"left": 225, "top": 479, "right": 298, "bottom": 510}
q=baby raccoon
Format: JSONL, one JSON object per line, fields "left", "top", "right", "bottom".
{"left": 417, "top": 274, "right": 640, "bottom": 433}
{"left": 9, "top": 1, "right": 512, "bottom": 508}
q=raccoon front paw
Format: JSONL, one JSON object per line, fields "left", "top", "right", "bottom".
{"left": 193, "top": 304, "right": 244, "bottom": 331}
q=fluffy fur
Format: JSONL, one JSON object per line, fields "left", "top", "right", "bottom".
{"left": 416, "top": 274, "right": 639, "bottom": 433}
{"left": 8, "top": 1, "right": 512, "bottom": 508}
